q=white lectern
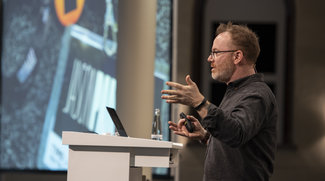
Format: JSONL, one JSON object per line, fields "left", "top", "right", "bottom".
{"left": 62, "top": 131, "right": 183, "bottom": 181}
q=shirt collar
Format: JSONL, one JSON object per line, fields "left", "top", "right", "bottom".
{"left": 228, "top": 73, "right": 264, "bottom": 89}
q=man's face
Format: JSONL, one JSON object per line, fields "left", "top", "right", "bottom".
{"left": 208, "top": 32, "right": 236, "bottom": 83}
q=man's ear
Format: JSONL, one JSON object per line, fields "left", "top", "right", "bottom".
{"left": 233, "top": 50, "right": 243, "bottom": 65}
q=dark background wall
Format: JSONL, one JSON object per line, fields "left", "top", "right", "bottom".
{"left": 175, "top": 0, "right": 325, "bottom": 181}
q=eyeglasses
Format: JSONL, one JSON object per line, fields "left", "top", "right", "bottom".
{"left": 209, "top": 50, "right": 237, "bottom": 59}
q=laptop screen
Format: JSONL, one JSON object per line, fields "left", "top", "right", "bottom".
{"left": 106, "top": 107, "right": 128, "bottom": 137}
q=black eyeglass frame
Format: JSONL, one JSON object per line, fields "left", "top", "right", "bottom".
{"left": 209, "top": 50, "right": 238, "bottom": 59}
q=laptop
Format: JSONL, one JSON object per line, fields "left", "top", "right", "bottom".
{"left": 106, "top": 107, "right": 128, "bottom": 137}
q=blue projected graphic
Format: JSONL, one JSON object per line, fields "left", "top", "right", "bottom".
{"left": 1, "top": 0, "right": 118, "bottom": 170}
{"left": 0, "top": 0, "right": 173, "bottom": 173}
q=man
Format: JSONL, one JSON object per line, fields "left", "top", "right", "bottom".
{"left": 161, "top": 22, "right": 278, "bottom": 180}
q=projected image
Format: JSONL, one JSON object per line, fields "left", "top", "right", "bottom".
{"left": 1, "top": 0, "right": 118, "bottom": 170}
{"left": 153, "top": 0, "right": 172, "bottom": 176}
{"left": 154, "top": 0, "right": 172, "bottom": 142}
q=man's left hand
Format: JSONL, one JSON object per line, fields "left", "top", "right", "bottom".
{"left": 161, "top": 75, "right": 204, "bottom": 107}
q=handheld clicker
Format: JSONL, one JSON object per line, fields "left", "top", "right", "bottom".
{"left": 179, "top": 112, "right": 194, "bottom": 133}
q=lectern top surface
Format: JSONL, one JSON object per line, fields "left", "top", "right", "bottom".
{"left": 62, "top": 131, "right": 183, "bottom": 149}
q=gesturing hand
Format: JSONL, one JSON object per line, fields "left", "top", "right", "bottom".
{"left": 161, "top": 75, "right": 204, "bottom": 107}
{"left": 168, "top": 115, "right": 207, "bottom": 140}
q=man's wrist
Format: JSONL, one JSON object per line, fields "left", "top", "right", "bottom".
{"left": 199, "top": 130, "right": 210, "bottom": 145}
{"left": 194, "top": 97, "right": 207, "bottom": 111}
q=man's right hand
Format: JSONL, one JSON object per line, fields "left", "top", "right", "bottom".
{"left": 168, "top": 115, "right": 207, "bottom": 141}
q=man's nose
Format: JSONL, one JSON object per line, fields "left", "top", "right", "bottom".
{"left": 207, "top": 55, "right": 213, "bottom": 62}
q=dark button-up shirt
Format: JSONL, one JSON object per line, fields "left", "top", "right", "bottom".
{"left": 202, "top": 74, "right": 278, "bottom": 181}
